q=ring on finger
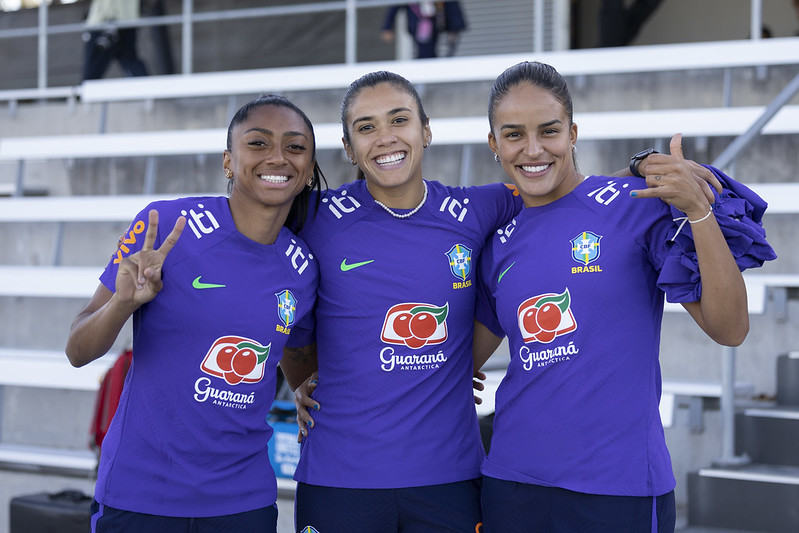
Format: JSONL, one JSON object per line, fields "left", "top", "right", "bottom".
{"left": 655, "top": 175, "right": 662, "bottom": 181}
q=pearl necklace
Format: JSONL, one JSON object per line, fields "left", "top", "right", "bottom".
{"left": 373, "top": 181, "right": 428, "bottom": 219}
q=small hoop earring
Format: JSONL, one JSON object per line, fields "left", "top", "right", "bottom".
{"left": 494, "top": 153, "right": 500, "bottom": 163}
{"left": 423, "top": 142, "right": 430, "bottom": 149}
{"left": 572, "top": 144, "right": 577, "bottom": 153}
{"left": 307, "top": 177, "right": 314, "bottom": 188}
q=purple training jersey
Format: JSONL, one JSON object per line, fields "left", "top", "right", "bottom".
{"left": 477, "top": 176, "right": 683, "bottom": 497}
{"left": 290, "top": 179, "right": 519, "bottom": 488}
{"left": 95, "top": 196, "right": 318, "bottom": 517}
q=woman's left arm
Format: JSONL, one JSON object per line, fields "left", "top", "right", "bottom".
{"left": 631, "top": 134, "right": 749, "bottom": 346}
{"left": 680, "top": 213, "right": 749, "bottom": 346}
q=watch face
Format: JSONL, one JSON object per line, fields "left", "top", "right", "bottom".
{"left": 630, "top": 148, "right": 656, "bottom": 178}
{"left": 633, "top": 148, "right": 655, "bottom": 161}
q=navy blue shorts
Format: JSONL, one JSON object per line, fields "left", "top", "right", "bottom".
{"left": 480, "top": 476, "right": 675, "bottom": 533}
{"left": 295, "top": 478, "right": 482, "bottom": 532}
{"left": 90, "top": 499, "right": 278, "bottom": 533}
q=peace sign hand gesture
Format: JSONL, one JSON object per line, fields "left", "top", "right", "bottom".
{"left": 115, "top": 209, "right": 186, "bottom": 310}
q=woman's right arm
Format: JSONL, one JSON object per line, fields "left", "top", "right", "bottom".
{"left": 473, "top": 320, "right": 503, "bottom": 372}
{"left": 282, "top": 344, "right": 320, "bottom": 441}
{"left": 65, "top": 209, "right": 185, "bottom": 367}
{"left": 281, "top": 343, "right": 318, "bottom": 391}
{"left": 65, "top": 284, "right": 138, "bottom": 367}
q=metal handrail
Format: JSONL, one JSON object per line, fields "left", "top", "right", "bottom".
{"left": 713, "top": 71, "right": 799, "bottom": 171}
{"left": 0, "top": 0, "right": 476, "bottom": 85}
{"left": 0, "top": 0, "right": 791, "bottom": 490}
{"left": 710, "top": 68, "right": 799, "bottom": 468}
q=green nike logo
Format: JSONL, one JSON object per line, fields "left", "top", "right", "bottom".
{"left": 192, "top": 276, "right": 226, "bottom": 289}
{"left": 340, "top": 259, "right": 374, "bottom": 272}
{"left": 498, "top": 261, "right": 516, "bottom": 283}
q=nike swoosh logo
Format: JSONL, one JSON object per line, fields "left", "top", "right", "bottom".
{"left": 192, "top": 276, "right": 226, "bottom": 289}
{"left": 497, "top": 261, "right": 516, "bottom": 283}
{"left": 340, "top": 259, "right": 374, "bottom": 272}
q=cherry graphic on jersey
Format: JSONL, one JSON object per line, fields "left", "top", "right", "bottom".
{"left": 518, "top": 289, "right": 574, "bottom": 344}
{"left": 382, "top": 303, "right": 450, "bottom": 348}
{"left": 410, "top": 312, "right": 437, "bottom": 339}
{"left": 231, "top": 348, "right": 258, "bottom": 376}
{"left": 212, "top": 341, "right": 271, "bottom": 385}
{"left": 405, "top": 336, "right": 427, "bottom": 349}
{"left": 536, "top": 302, "right": 561, "bottom": 331}
{"left": 394, "top": 312, "right": 414, "bottom": 339}
{"left": 535, "top": 329, "right": 558, "bottom": 343}
{"left": 217, "top": 345, "right": 237, "bottom": 372}
{"left": 224, "top": 372, "right": 245, "bottom": 385}
{"left": 523, "top": 301, "right": 563, "bottom": 335}
{"left": 522, "top": 308, "right": 541, "bottom": 336}
{"left": 404, "top": 304, "right": 448, "bottom": 347}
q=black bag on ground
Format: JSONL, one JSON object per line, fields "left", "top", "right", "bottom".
{"left": 9, "top": 489, "right": 91, "bottom": 533}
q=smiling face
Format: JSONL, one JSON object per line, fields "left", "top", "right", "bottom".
{"left": 223, "top": 104, "right": 314, "bottom": 215}
{"left": 489, "top": 82, "right": 581, "bottom": 208}
{"left": 342, "top": 82, "right": 432, "bottom": 203}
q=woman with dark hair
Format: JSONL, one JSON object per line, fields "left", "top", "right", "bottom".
{"left": 66, "top": 94, "right": 325, "bottom": 532}
{"left": 282, "top": 70, "right": 520, "bottom": 532}
{"left": 475, "top": 61, "right": 775, "bottom": 532}
{"left": 283, "top": 69, "right": 736, "bottom": 532}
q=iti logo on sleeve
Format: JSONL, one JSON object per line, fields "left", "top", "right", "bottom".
{"left": 381, "top": 302, "right": 448, "bottom": 349}
{"left": 445, "top": 244, "right": 472, "bottom": 281}
{"left": 571, "top": 231, "right": 601, "bottom": 265}
{"left": 276, "top": 289, "right": 297, "bottom": 328}
{"left": 200, "top": 336, "right": 270, "bottom": 385}
{"left": 517, "top": 289, "right": 577, "bottom": 344}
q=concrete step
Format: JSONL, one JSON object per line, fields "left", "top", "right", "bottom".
{"left": 687, "top": 464, "right": 799, "bottom": 532}
{"left": 675, "top": 505, "right": 756, "bottom": 533}
{"left": 678, "top": 526, "right": 770, "bottom": 533}
{"left": 735, "top": 407, "right": 799, "bottom": 467}
{"left": 777, "top": 352, "right": 799, "bottom": 406}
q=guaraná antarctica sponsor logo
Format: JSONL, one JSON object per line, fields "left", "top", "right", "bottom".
{"left": 380, "top": 302, "right": 449, "bottom": 371}
{"left": 200, "top": 335, "right": 270, "bottom": 384}
{"left": 196, "top": 336, "right": 271, "bottom": 409}
{"left": 516, "top": 289, "right": 579, "bottom": 370}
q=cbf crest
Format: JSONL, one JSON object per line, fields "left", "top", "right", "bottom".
{"left": 571, "top": 231, "right": 601, "bottom": 265}
{"left": 446, "top": 244, "right": 472, "bottom": 281}
{"left": 276, "top": 289, "right": 297, "bottom": 328}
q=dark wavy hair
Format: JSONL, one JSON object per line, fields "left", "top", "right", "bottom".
{"left": 488, "top": 61, "right": 577, "bottom": 168}
{"left": 226, "top": 94, "right": 327, "bottom": 233}
{"left": 488, "top": 61, "right": 574, "bottom": 130}
{"left": 340, "top": 71, "right": 429, "bottom": 180}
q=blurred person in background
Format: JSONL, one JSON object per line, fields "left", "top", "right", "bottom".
{"left": 794, "top": 0, "right": 799, "bottom": 35}
{"left": 381, "top": 1, "right": 467, "bottom": 58}
{"left": 82, "top": 0, "right": 148, "bottom": 80}
{"left": 598, "top": 0, "right": 663, "bottom": 47}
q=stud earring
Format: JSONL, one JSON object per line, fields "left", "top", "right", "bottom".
{"left": 224, "top": 168, "right": 233, "bottom": 178}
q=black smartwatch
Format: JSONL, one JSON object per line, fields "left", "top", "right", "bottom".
{"left": 629, "top": 148, "right": 658, "bottom": 178}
